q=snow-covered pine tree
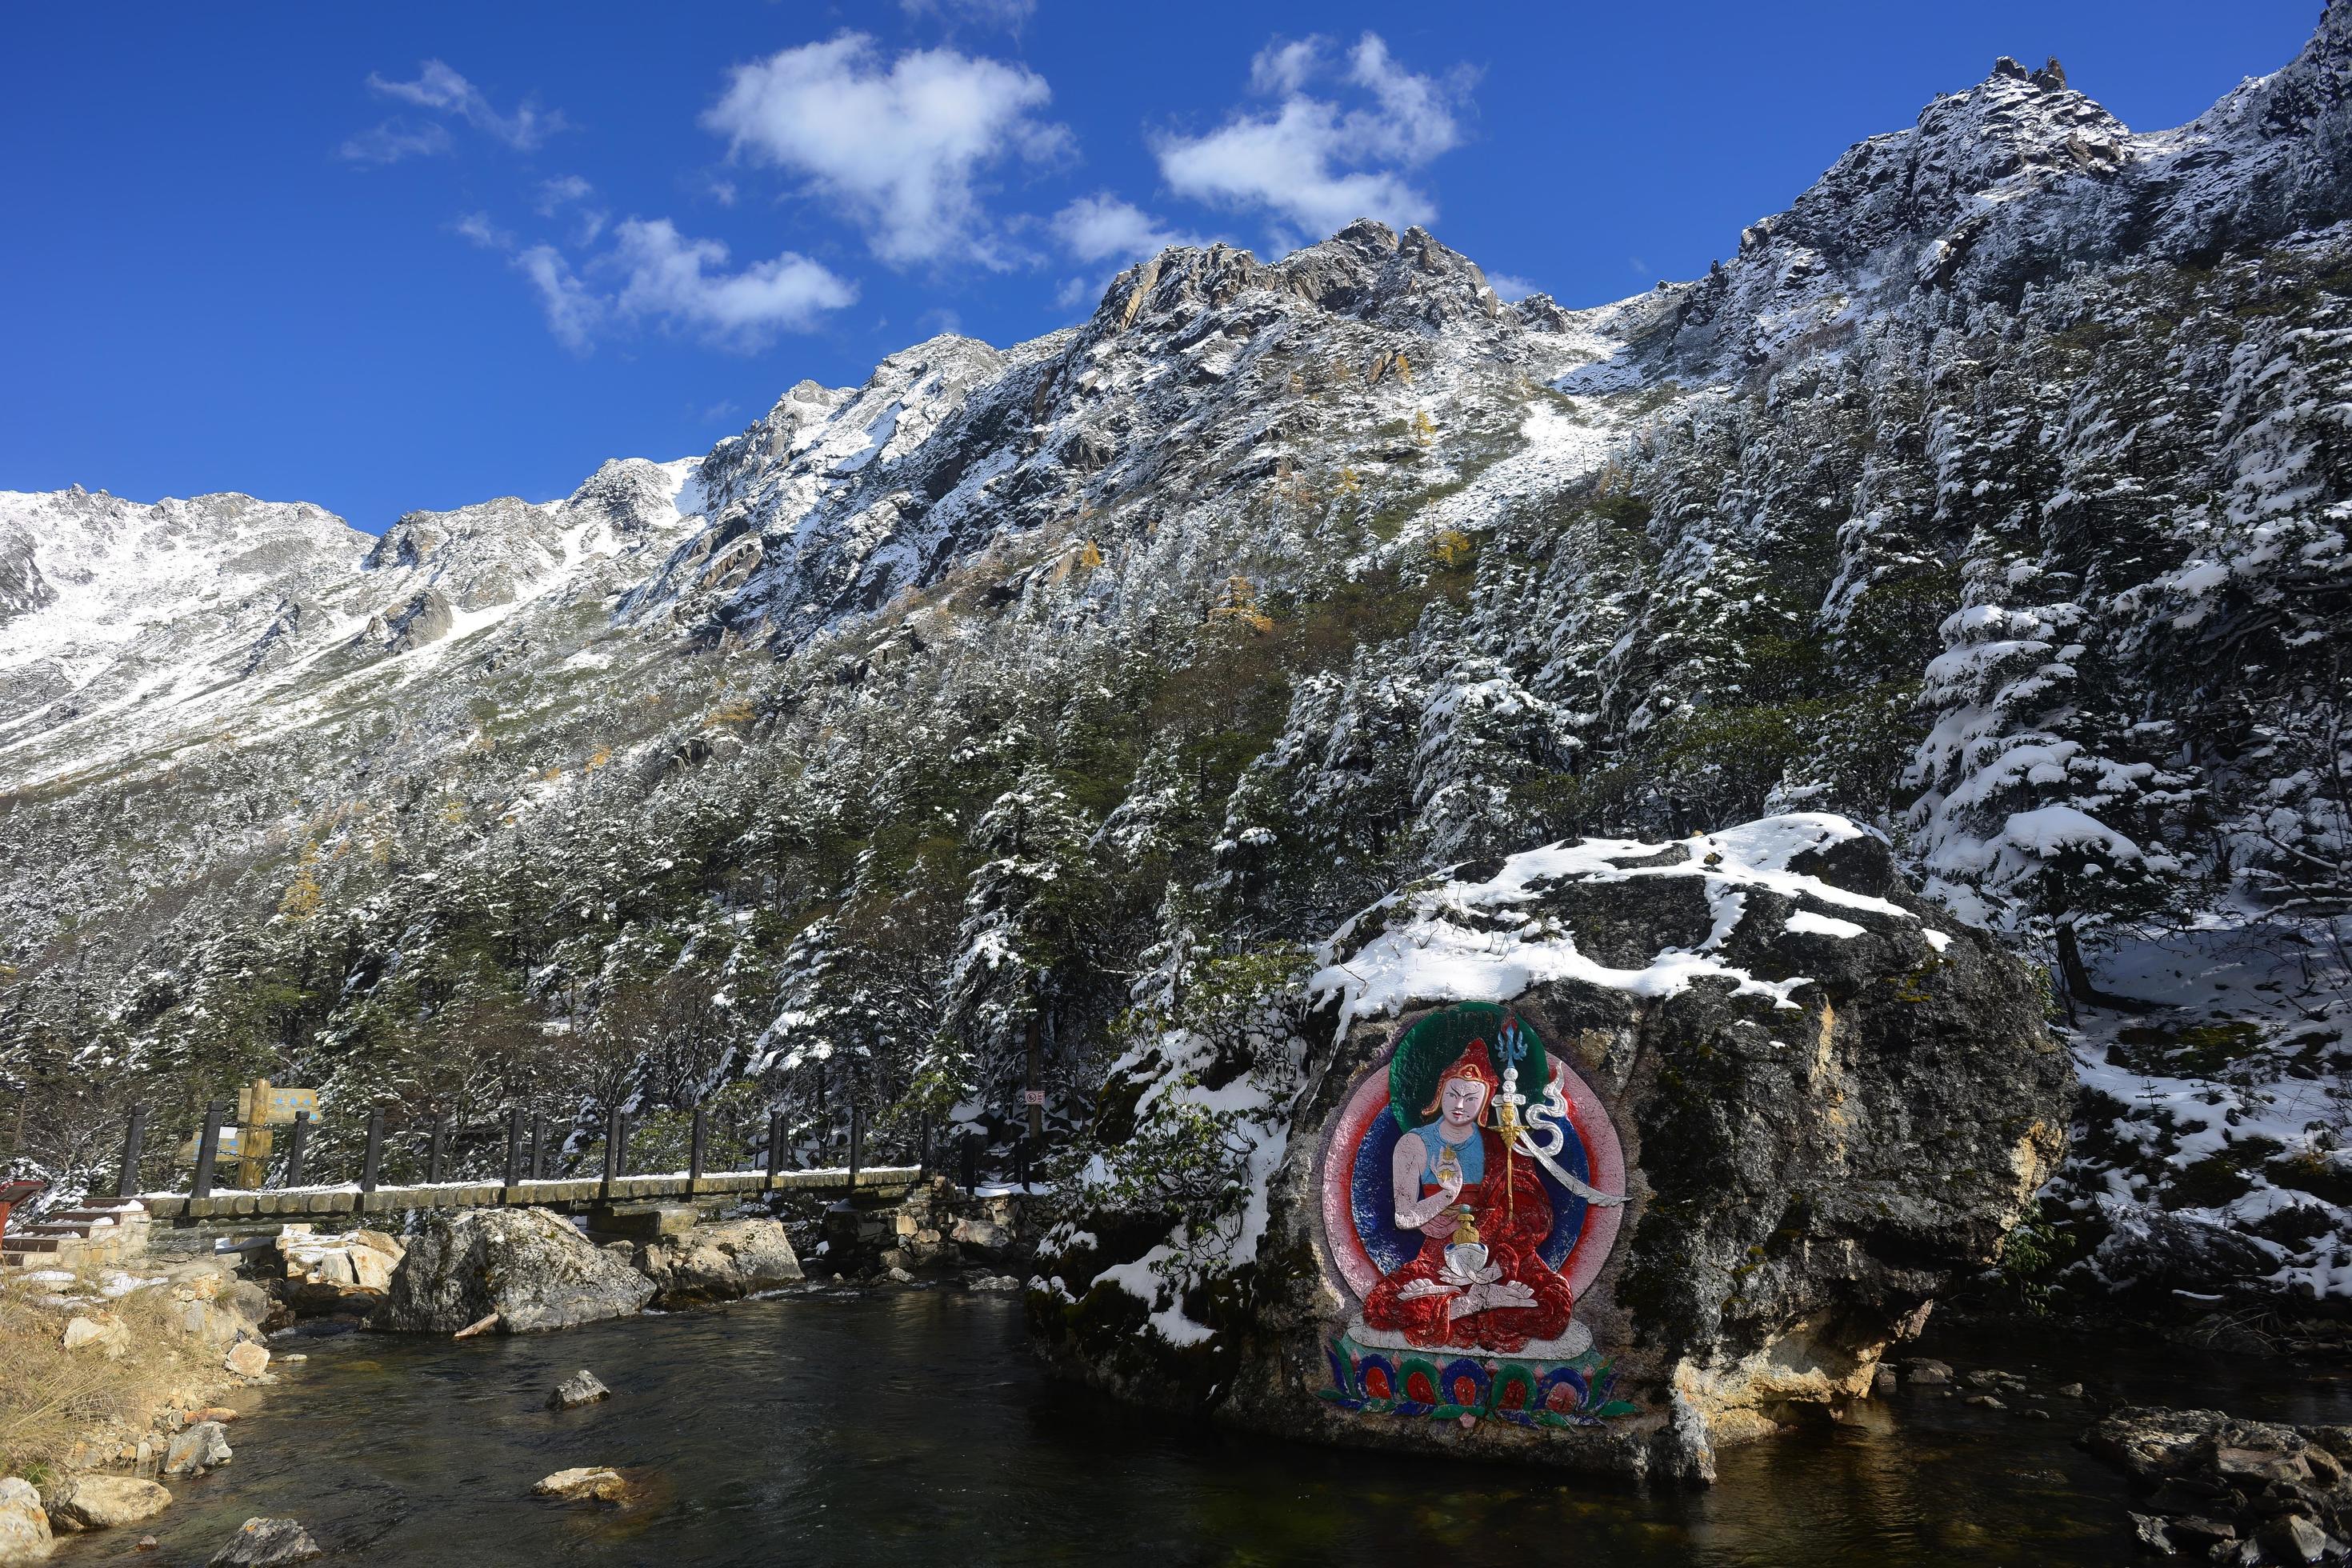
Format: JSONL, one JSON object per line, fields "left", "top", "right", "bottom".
{"left": 938, "top": 766, "right": 1102, "bottom": 1135}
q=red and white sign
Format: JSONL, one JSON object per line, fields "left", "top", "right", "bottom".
{"left": 1022, "top": 1090, "right": 1046, "bottom": 1106}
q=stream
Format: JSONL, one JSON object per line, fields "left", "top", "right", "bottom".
{"left": 82, "top": 1287, "right": 2352, "bottom": 1567}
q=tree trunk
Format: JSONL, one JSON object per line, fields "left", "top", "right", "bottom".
{"left": 1024, "top": 1012, "right": 1043, "bottom": 1138}
{"left": 2054, "top": 918, "right": 2097, "bottom": 1005}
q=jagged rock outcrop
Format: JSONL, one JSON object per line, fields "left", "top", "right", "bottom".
{"left": 1034, "top": 816, "right": 2068, "bottom": 1483}
{"left": 375, "top": 1207, "right": 655, "bottom": 1334}
{"left": 2088, "top": 1406, "right": 2352, "bottom": 1562}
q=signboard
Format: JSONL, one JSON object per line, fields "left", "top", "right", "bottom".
{"left": 236, "top": 1081, "right": 318, "bottom": 1126}
{"left": 1022, "top": 1090, "right": 1046, "bottom": 1106}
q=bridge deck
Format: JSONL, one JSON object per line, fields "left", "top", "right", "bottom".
{"left": 140, "top": 1164, "right": 924, "bottom": 1222}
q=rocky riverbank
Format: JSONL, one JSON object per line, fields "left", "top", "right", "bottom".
{"left": 0, "top": 1176, "right": 1040, "bottom": 1562}
{"left": 0, "top": 1249, "right": 289, "bottom": 1563}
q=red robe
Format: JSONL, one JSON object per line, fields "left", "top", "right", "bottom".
{"left": 1362, "top": 1125, "right": 1576, "bottom": 1354}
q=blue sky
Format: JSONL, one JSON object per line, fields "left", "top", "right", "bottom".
{"left": 0, "top": 1, "right": 2320, "bottom": 533}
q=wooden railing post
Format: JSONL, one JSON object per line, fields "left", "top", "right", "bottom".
{"left": 918, "top": 1117, "right": 931, "bottom": 1182}
{"left": 764, "top": 1110, "right": 783, "bottom": 1180}
{"left": 284, "top": 1110, "right": 310, "bottom": 1187}
{"left": 426, "top": 1114, "right": 447, "bottom": 1184}
{"left": 191, "top": 1102, "right": 226, "bottom": 1201}
{"left": 1014, "top": 1134, "right": 1030, "bottom": 1194}
{"left": 689, "top": 1104, "right": 707, "bottom": 1185}
{"left": 360, "top": 1108, "right": 385, "bottom": 1194}
{"left": 117, "top": 1104, "right": 147, "bottom": 1198}
{"left": 503, "top": 1108, "right": 524, "bottom": 1188}
{"left": 602, "top": 1105, "right": 631, "bottom": 1190}
{"left": 848, "top": 1106, "right": 863, "bottom": 1184}
{"left": 959, "top": 1132, "right": 979, "bottom": 1192}
{"left": 530, "top": 1113, "right": 550, "bottom": 1181}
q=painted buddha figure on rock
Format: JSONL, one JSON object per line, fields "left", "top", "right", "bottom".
{"left": 1362, "top": 1043, "right": 1577, "bottom": 1354}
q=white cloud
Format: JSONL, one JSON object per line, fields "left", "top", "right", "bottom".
{"left": 367, "top": 60, "right": 567, "bottom": 150}
{"left": 1050, "top": 194, "right": 1198, "bottom": 265}
{"left": 611, "top": 218, "right": 857, "bottom": 345}
{"left": 1485, "top": 271, "right": 1541, "bottom": 302}
{"left": 338, "top": 120, "right": 453, "bottom": 166}
{"left": 1249, "top": 38, "right": 1321, "bottom": 96}
{"left": 1154, "top": 32, "right": 1472, "bottom": 246}
{"left": 535, "top": 175, "right": 594, "bottom": 214}
{"left": 701, "top": 32, "right": 1070, "bottom": 267}
{"left": 453, "top": 211, "right": 514, "bottom": 250}
{"left": 512, "top": 219, "right": 858, "bottom": 354}
{"left": 517, "top": 245, "right": 602, "bottom": 353}
{"left": 534, "top": 177, "right": 606, "bottom": 244}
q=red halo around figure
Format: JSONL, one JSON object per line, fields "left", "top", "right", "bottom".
{"left": 1318, "top": 1036, "right": 1626, "bottom": 1310}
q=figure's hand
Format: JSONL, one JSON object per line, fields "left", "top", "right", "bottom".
{"left": 1490, "top": 1279, "right": 1536, "bottom": 1309}
{"left": 1419, "top": 1209, "right": 1459, "bottom": 1239}
{"left": 1436, "top": 1169, "right": 1464, "bottom": 1203}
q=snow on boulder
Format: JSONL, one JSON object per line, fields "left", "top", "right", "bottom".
{"left": 374, "top": 1208, "right": 654, "bottom": 1334}
{"left": 1032, "top": 814, "right": 2070, "bottom": 1484}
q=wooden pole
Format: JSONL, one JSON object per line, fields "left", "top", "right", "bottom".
{"left": 848, "top": 1106, "right": 863, "bottom": 1184}
{"left": 503, "top": 1108, "right": 524, "bottom": 1188}
{"left": 360, "top": 1108, "right": 386, "bottom": 1194}
{"left": 117, "top": 1105, "right": 146, "bottom": 1198}
{"left": 284, "top": 1110, "right": 310, "bottom": 1187}
{"left": 426, "top": 1114, "right": 447, "bottom": 1185}
{"left": 191, "top": 1102, "right": 225, "bottom": 1201}
{"left": 689, "top": 1104, "right": 707, "bottom": 1184}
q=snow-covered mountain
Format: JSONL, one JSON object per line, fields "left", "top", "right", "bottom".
{"left": 6, "top": 7, "right": 2350, "bottom": 1309}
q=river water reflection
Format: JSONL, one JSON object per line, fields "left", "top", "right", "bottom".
{"left": 100, "top": 1286, "right": 2352, "bottom": 1567}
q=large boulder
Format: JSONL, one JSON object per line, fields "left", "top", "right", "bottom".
{"left": 0, "top": 1478, "right": 52, "bottom": 1564}
{"left": 1031, "top": 815, "right": 2070, "bottom": 1483}
{"left": 376, "top": 1207, "right": 654, "bottom": 1334}
{"left": 207, "top": 1518, "right": 321, "bottom": 1566}
{"left": 633, "top": 1218, "right": 802, "bottom": 1305}
{"left": 46, "top": 1474, "right": 171, "bottom": 1531}
{"left": 164, "top": 1421, "right": 233, "bottom": 1475}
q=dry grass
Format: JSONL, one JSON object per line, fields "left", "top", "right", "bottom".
{"left": 0, "top": 1267, "right": 204, "bottom": 1483}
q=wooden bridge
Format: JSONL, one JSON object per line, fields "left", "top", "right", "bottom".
{"left": 1, "top": 1099, "right": 1037, "bottom": 1266}
{"left": 136, "top": 1163, "right": 926, "bottom": 1223}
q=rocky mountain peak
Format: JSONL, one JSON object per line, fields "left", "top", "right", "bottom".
{"left": 1267, "top": 220, "right": 1503, "bottom": 330}
{"left": 1769, "top": 59, "right": 2130, "bottom": 266}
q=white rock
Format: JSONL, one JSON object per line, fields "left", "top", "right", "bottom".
{"left": 47, "top": 1474, "right": 171, "bottom": 1531}
{"left": 0, "top": 1477, "right": 52, "bottom": 1563}
{"left": 163, "top": 1421, "right": 233, "bottom": 1475}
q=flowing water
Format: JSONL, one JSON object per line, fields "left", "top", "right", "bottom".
{"left": 82, "top": 1288, "right": 2352, "bottom": 1567}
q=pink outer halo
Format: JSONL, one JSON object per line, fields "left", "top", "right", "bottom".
{"left": 1316, "top": 1050, "right": 1628, "bottom": 1307}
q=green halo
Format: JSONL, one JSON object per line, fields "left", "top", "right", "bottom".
{"left": 1386, "top": 1002, "right": 1550, "bottom": 1131}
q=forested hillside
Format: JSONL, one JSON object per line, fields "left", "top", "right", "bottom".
{"left": 5, "top": 8, "right": 2350, "bottom": 1308}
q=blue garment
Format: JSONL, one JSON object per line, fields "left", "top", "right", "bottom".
{"left": 1410, "top": 1122, "right": 1483, "bottom": 1187}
